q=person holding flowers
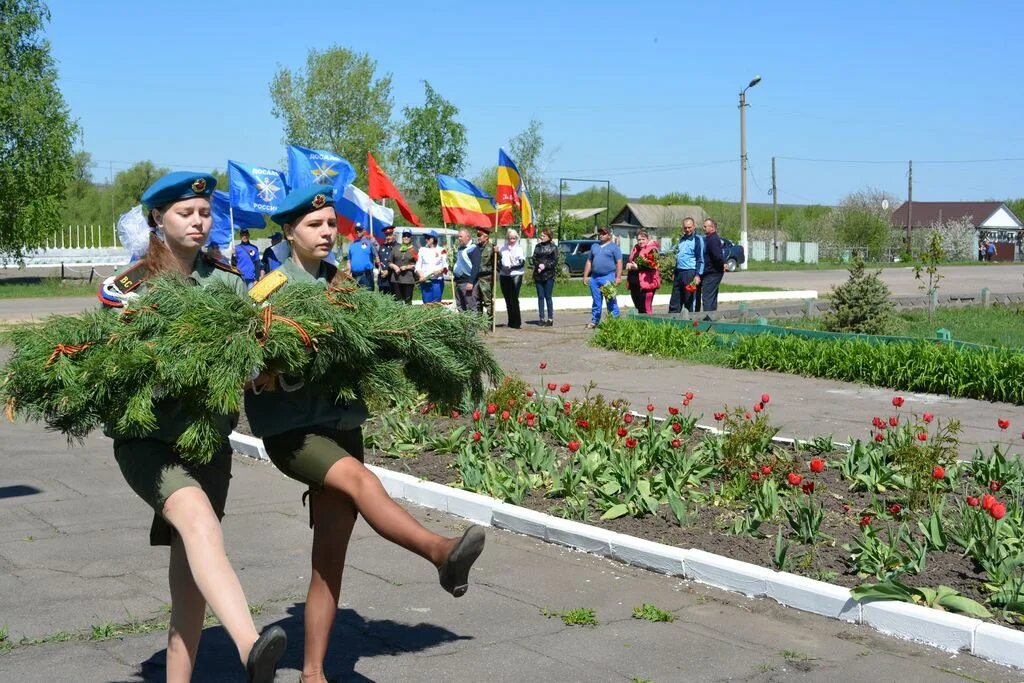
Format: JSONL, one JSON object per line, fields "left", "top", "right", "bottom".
{"left": 667, "top": 216, "right": 704, "bottom": 314}
{"left": 245, "top": 185, "right": 486, "bottom": 683}
{"left": 625, "top": 229, "right": 661, "bottom": 314}
{"left": 581, "top": 226, "right": 623, "bottom": 328}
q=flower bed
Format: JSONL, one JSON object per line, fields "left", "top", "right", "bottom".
{"left": 364, "top": 369, "right": 1024, "bottom": 628}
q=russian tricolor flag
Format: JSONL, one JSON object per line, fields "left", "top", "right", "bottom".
{"left": 336, "top": 184, "right": 394, "bottom": 241}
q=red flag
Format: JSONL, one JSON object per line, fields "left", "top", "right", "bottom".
{"left": 367, "top": 152, "right": 423, "bottom": 227}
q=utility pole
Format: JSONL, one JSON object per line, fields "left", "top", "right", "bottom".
{"left": 906, "top": 160, "right": 913, "bottom": 255}
{"left": 771, "top": 156, "right": 778, "bottom": 262}
{"left": 739, "top": 76, "right": 760, "bottom": 271}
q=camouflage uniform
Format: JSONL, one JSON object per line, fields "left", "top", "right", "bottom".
{"left": 475, "top": 238, "right": 495, "bottom": 323}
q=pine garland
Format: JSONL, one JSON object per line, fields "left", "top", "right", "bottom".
{"left": 2, "top": 275, "right": 501, "bottom": 462}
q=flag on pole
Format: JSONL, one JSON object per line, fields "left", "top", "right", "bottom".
{"left": 228, "top": 161, "right": 287, "bottom": 214}
{"left": 336, "top": 184, "right": 394, "bottom": 241}
{"left": 210, "top": 190, "right": 265, "bottom": 246}
{"left": 286, "top": 144, "right": 356, "bottom": 195}
{"left": 367, "top": 152, "right": 423, "bottom": 226}
{"left": 497, "top": 149, "right": 535, "bottom": 235}
{"left": 437, "top": 174, "right": 499, "bottom": 228}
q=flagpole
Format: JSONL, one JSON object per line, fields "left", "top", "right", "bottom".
{"left": 490, "top": 207, "right": 497, "bottom": 333}
{"left": 229, "top": 206, "right": 235, "bottom": 260}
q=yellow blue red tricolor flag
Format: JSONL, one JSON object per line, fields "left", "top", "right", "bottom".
{"left": 437, "top": 174, "right": 499, "bottom": 229}
{"left": 497, "top": 149, "right": 535, "bottom": 237}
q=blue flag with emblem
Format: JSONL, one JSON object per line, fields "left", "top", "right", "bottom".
{"left": 286, "top": 144, "right": 357, "bottom": 195}
{"left": 228, "top": 160, "right": 287, "bottom": 214}
{"left": 209, "top": 190, "right": 265, "bottom": 247}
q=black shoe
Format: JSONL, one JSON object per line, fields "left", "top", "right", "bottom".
{"left": 438, "top": 525, "right": 486, "bottom": 597}
{"left": 546, "top": 320, "right": 554, "bottom": 327}
{"left": 247, "top": 626, "right": 287, "bottom": 683}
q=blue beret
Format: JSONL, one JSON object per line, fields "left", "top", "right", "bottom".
{"left": 271, "top": 185, "right": 336, "bottom": 226}
{"left": 141, "top": 171, "right": 216, "bottom": 209}
{"left": 426, "top": 229, "right": 439, "bottom": 239}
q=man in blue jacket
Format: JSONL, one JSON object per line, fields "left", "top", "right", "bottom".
{"left": 347, "top": 224, "right": 378, "bottom": 291}
{"left": 667, "top": 217, "right": 704, "bottom": 313}
{"left": 231, "top": 229, "right": 262, "bottom": 289}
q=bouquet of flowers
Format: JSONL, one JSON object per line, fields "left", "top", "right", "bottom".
{"left": 684, "top": 278, "right": 699, "bottom": 293}
{"left": 634, "top": 252, "right": 658, "bottom": 271}
{"left": 599, "top": 282, "right": 617, "bottom": 301}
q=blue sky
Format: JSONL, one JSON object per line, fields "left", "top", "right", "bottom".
{"left": 48, "top": 0, "right": 1023, "bottom": 205}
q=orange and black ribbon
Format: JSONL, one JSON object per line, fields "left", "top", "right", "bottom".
{"left": 44, "top": 343, "right": 93, "bottom": 368}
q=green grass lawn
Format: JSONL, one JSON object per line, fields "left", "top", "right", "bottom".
{"left": 0, "top": 279, "right": 98, "bottom": 299}
{"left": 772, "top": 304, "right": 1024, "bottom": 349}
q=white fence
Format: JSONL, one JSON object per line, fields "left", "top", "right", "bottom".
{"left": 750, "top": 240, "right": 818, "bottom": 264}
{"left": 44, "top": 225, "right": 121, "bottom": 250}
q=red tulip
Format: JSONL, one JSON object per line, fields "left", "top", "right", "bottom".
{"left": 670, "top": 438, "right": 682, "bottom": 448}
{"left": 623, "top": 413, "right": 634, "bottom": 424}
{"left": 668, "top": 406, "right": 679, "bottom": 416}
{"left": 486, "top": 403, "right": 497, "bottom": 415}
{"left": 451, "top": 410, "right": 460, "bottom": 419}
{"left": 998, "top": 418, "right": 1010, "bottom": 430}
{"left": 472, "top": 431, "right": 482, "bottom": 442}
{"left": 750, "top": 471, "right": 761, "bottom": 481}
{"left": 809, "top": 458, "right": 825, "bottom": 473}
{"left": 692, "top": 320, "right": 699, "bottom": 327}
{"left": 507, "top": 399, "right": 516, "bottom": 407}
{"left": 923, "top": 412, "right": 934, "bottom": 424}
{"left": 671, "top": 422, "right": 682, "bottom": 433}
{"left": 714, "top": 412, "right": 726, "bottom": 422}
{"left": 526, "top": 389, "right": 535, "bottom": 397}
{"left": 576, "top": 418, "right": 589, "bottom": 429}
{"left": 472, "top": 410, "right": 481, "bottom": 421}
{"left": 842, "top": 504, "right": 851, "bottom": 514}
{"left": 682, "top": 398, "right": 690, "bottom": 406}
{"left": 889, "top": 503, "right": 902, "bottom": 516}
{"left": 761, "top": 393, "right": 770, "bottom": 404}
{"left": 567, "top": 440, "right": 580, "bottom": 452}
{"left": 874, "top": 432, "right": 884, "bottom": 442}
{"left": 802, "top": 481, "right": 816, "bottom": 495}
{"left": 932, "top": 466, "right": 945, "bottom": 479}
{"left": 889, "top": 416, "right": 899, "bottom": 427}
{"left": 525, "top": 412, "right": 535, "bottom": 421}
{"left": 982, "top": 494, "right": 996, "bottom": 511}
{"left": 625, "top": 437, "right": 638, "bottom": 449}
{"left": 892, "top": 396, "right": 905, "bottom": 408}
{"left": 916, "top": 432, "right": 927, "bottom": 441}
{"left": 501, "top": 410, "right": 510, "bottom": 420}
{"left": 761, "top": 465, "right": 773, "bottom": 475}
{"left": 647, "top": 403, "right": 655, "bottom": 412}
{"left": 547, "top": 382, "right": 557, "bottom": 391}
{"left": 753, "top": 403, "right": 763, "bottom": 413}
{"left": 990, "top": 503, "right": 1007, "bottom": 520}
{"left": 539, "top": 362, "right": 547, "bottom": 369}
{"left": 617, "top": 427, "right": 628, "bottom": 437}
{"left": 685, "top": 391, "right": 694, "bottom": 401}
{"left": 990, "top": 480, "right": 1003, "bottom": 492}
{"left": 563, "top": 401, "right": 572, "bottom": 411}
{"left": 859, "top": 516, "right": 872, "bottom": 527}
{"left": 966, "top": 496, "right": 980, "bottom": 507}
{"left": 559, "top": 384, "right": 571, "bottom": 394}
{"left": 786, "top": 473, "right": 803, "bottom": 486}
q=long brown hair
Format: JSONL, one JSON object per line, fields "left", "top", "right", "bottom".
{"left": 139, "top": 232, "right": 182, "bottom": 274}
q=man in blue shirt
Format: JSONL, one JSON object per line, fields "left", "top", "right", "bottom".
{"left": 581, "top": 226, "right": 623, "bottom": 328}
{"left": 668, "top": 217, "right": 704, "bottom": 314}
{"left": 346, "top": 224, "right": 378, "bottom": 291}
{"left": 231, "top": 229, "right": 262, "bottom": 289}
{"left": 262, "top": 232, "right": 283, "bottom": 273}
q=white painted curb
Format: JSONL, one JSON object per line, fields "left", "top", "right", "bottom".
{"left": 230, "top": 431, "right": 1023, "bottom": 671}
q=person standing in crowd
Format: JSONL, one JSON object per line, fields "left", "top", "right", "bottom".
{"left": 452, "top": 228, "right": 481, "bottom": 313}
{"left": 625, "top": 229, "right": 660, "bottom": 314}
{"left": 231, "top": 228, "right": 262, "bottom": 288}
{"left": 262, "top": 232, "right": 283, "bottom": 273}
{"left": 376, "top": 226, "right": 397, "bottom": 296}
{"left": 415, "top": 229, "right": 447, "bottom": 304}
{"left": 498, "top": 228, "right": 526, "bottom": 329}
{"left": 246, "top": 184, "right": 486, "bottom": 683}
{"left": 99, "top": 172, "right": 286, "bottom": 683}
{"left": 986, "top": 239, "right": 996, "bottom": 262}
{"left": 581, "top": 226, "right": 622, "bottom": 329}
{"left": 346, "top": 225, "right": 377, "bottom": 291}
{"left": 531, "top": 228, "right": 558, "bottom": 326}
{"left": 667, "top": 217, "right": 704, "bottom": 314}
{"left": 700, "top": 218, "right": 726, "bottom": 313}
{"left": 475, "top": 228, "right": 495, "bottom": 323}
{"left": 389, "top": 228, "right": 417, "bottom": 304}
{"left": 978, "top": 238, "right": 987, "bottom": 262}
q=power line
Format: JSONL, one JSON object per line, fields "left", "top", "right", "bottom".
{"left": 547, "top": 159, "right": 733, "bottom": 177}
{"left": 776, "top": 156, "right": 1024, "bottom": 165}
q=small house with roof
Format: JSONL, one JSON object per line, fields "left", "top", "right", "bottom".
{"left": 608, "top": 203, "right": 707, "bottom": 239}
{"left": 891, "top": 201, "right": 1022, "bottom": 261}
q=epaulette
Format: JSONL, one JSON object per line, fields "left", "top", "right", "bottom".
{"left": 249, "top": 269, "right": 288, "bottom": 303}
{"left": 202, "top": 252, "right": 241, "bottom": 276}
{"left": 98, "top": 261, "right": 149, "bottom": 308}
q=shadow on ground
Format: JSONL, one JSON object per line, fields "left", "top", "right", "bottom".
{"left": 119, "top": 603, "right": 471, "bottom": 682}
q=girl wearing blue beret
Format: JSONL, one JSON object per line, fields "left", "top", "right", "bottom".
{"left": 246, "top": 185, "right": 485, "bottom": 683}
{"left": 100, "top": 171, "right": 285, "bottom": 683}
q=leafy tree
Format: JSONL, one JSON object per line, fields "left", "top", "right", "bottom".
{"left": 397, "top": 81, "right": 467, "bottom": 225}
{"left": 507, "top": 119, "right": 545, "bottom": 187}
{"left": 109, "top": 161, "right": 170, "bottom": 217}
{"left": 914, "top": 230, "right": 945, "bottom": 321}
{"left": 0, "top": 0, "right": 78, "bottom": 261}
{"left": 270, "top": 46, "right": 393, "bottom": 181}
{"left": 822, "top": 255, "right": 894, "bottom": 335}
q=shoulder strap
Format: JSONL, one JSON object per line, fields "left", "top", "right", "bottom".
{"left": 202, "top": 252, "right": 241, "bottom": 276}
{"left": 98, "top": 261, "right": 150, "bottom": 308}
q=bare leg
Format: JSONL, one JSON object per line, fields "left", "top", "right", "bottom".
{"left": 166, "top": 535, "right": 205, "bottom": 683}
{"left": 301, "top": 489, "right": 358, "bottom": 683}
{"left": 322, "top": 458, "right": 454, "bottom": 566}
{"left": 161, "top": 486, "right": 259, "bottom": 664}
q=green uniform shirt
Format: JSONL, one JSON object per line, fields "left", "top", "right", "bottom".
{"left": 102, "top": 253, "right": 248, "bottom": 444}
{"left": 244, "top": 257, "right": 369, "bottom": 438}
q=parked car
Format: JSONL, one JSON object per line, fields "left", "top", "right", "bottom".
{"left": 557, "top": 239, "right": 599, "bottom": 275}
{"left": 721, "top": 238, "right": 745, "bottom": 271}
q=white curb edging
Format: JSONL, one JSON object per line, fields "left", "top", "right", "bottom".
{"left": 229, "top": 431, "right": 1023, "bottom": 671}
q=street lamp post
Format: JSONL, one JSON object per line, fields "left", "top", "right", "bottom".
{"left": 739, "top": 75, "right": 761, "bottom": 271}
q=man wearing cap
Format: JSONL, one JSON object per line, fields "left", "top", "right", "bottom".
{"left": 346, "top": 224, "right": 378, "bottom": 291}
{"left": 231, "top": 228, "right": 263, "bottom": 288}
{"left": 581, "top": 226, "right": 623, "bottom": 328}
{"left": 389, "top": 228, "right": 418, "bottom": 304}
{"left": 474, "top": 228, "right": 495, "bottom": 322}
{"left": 376, "top": 226, "right": 397, "bottom": 296}
{"left": 262, "top": 232, "right": 283, "bottom": 273}
{"left": 452, "top": 228, "right": 481, "bottom": 312}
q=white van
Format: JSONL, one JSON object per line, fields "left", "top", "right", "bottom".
{"left": 399, "top": 226, "right": 460, "bottom": 250}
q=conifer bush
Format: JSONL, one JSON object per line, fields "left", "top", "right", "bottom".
{"left": 822, "top": 255, "right": 894, "bottom": 335}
